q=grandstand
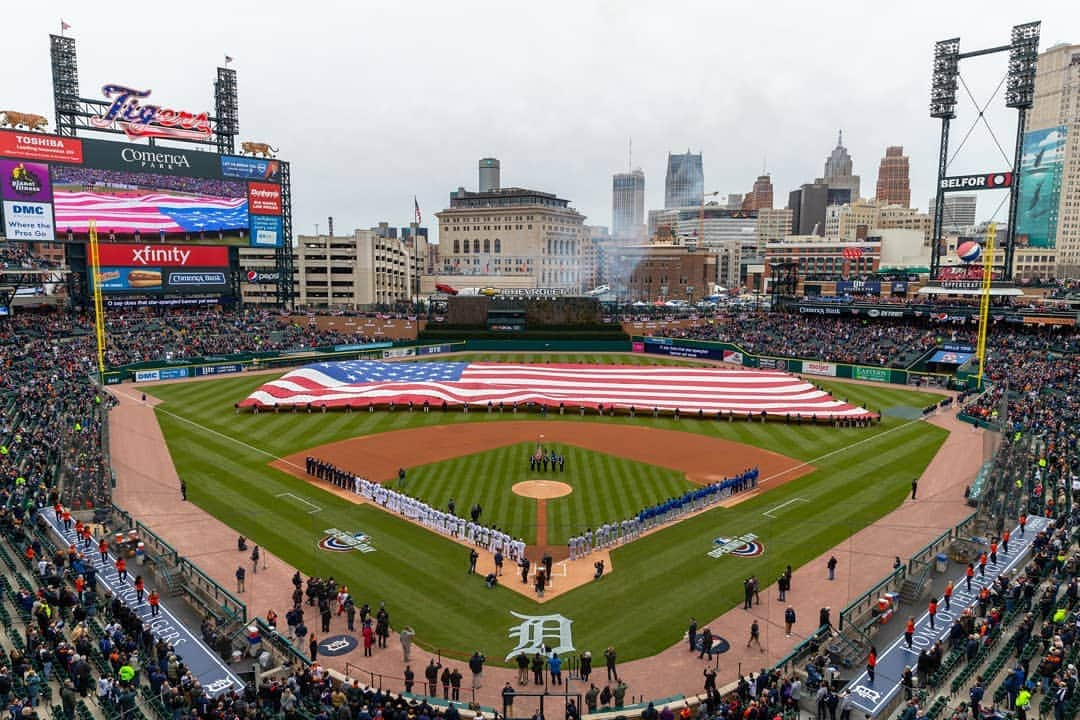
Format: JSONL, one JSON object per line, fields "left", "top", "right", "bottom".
{"left": 0, "top": 292, "right": 1076, "bottom": 720}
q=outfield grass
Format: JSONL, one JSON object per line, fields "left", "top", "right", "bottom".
{"left": 393, "top": 442, "right": 695, "bottom": 545}
{"left": 145, "top": 359, "right": 949, "bottom": 664}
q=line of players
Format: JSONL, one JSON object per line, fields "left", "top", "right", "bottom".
{"left": 350, "top": 475, "right": 529, "bottom": 561}
{"left": 567, "top": 467, "right": 760, "bottom": 560}
{"left": 305, "top": 457, "right": 351, "bottom": 486}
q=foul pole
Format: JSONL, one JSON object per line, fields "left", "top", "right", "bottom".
{"left": 88, "top": 221, "right": 107, "bottom": 384}
{"left": 974, "top": 223, "right": 996, "bottom": 389}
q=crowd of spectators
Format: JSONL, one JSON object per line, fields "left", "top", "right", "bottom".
{"left": 101, "top": 310, "right": 392, "bottom": 366}
{"left": 0, "top": 298, "right": 1075, "bottom": 720}
{"left": 0, "top": 244, "right": 61, "bottom": 271}
{"left": 654, "top": 311, "right": 965, "bottom": 368}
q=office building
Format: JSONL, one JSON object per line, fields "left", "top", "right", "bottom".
{"left": 724, "top": 194, "right": 744, "bottom": 211}
{"left": 755, "top": 208, "right": 794, "bottom": 254}
{"left": 291, "top": 230, "right": 413, "bottom": 308}
{"left": 647, "top": 206, "right": 755, "bottom": 288}
{"left": 823, "top": 130, "right": 861, "bottom": 202}
{"left": 875, "top": 146, "right": 911, "bottom": 207}
{"left": 825, "top": 200, "right": 880, "bottom": 240}
{"left": 742, "top": 175, "right": 774, "bottom": 211}
{"left": 788, "top": 181, "right": 830, "bottom": 236}
{"left": 434, "top": 161, "right": 588, "bottom": 291}
{"left": 878, "top": 205, "right": 932, "bottom": 246}
{"left": 1025, "top": 42, "right": 1080, "bottom": 279}
{"left": 612, "top": 169, "right": 646, "bottom": 239}
{"left": 608, "top": 242, "right": 717, "bottom": 303}
{"left": 664, "top": 151, "right": 704, "bottom": 209}
{"left": 928, "top": 195, "right": 978, "bottom": 233}
{"left": 479, "top": 158, "right": 501, "bottom": 192}
{"left": 765, "top": 235, "right": 881, "bottom": 282}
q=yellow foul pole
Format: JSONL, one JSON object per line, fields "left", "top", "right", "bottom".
{"left": 974, "top": 223, "right": 996, "bottom": 390}
{"left": 88, "top": 221, "right": 107, "bottom": 384}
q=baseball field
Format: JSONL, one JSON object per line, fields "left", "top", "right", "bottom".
{"left": 146, "top": 352, "right": 949, "bottom": 664}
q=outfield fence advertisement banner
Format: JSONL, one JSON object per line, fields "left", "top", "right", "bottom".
{"left": 636, "top": 336, "right": 949, "bottom": 389}
{"left": 853, "top": 367, "right": 891, "bottom": 383}
{"left": 803, "top": 361, "right": 837, "bottom": 377}
{"left": 721, "top": 350, "right": 743, "bottom": 365}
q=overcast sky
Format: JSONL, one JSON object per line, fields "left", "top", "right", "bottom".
{"left": 4, "top": 1, "right": 1078, "bottom": 243}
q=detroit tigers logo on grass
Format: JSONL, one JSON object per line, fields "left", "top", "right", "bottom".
{"left": 318, "top": 528, "right": 376, "bottom": 553}
{"left": 708, "top": 533, "right": 764, "bottom": 558}
{"left": 505, "top": 612, "right": 574, "bottom": 661}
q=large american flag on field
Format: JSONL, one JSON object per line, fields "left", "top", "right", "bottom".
{"left": 53, "top": 190, "right": 249, "bottom": 234}
{"left": 240, "top": 361, "right": 872, "bottom": 418}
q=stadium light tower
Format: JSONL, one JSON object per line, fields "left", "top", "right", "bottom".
{"left": 927, "top": 23, "right": 1041, "bottom": 281}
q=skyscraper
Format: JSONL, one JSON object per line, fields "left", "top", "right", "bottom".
{"left": 928, "top": 195, "right": 977, "bottom": 232}
{"left": 742, "top": 175, "right": 774, "bottom": 211}
{"left": 664, "top": 151, "right": 704, "bottom": 209}
{"left": 875, "top": 146, "right": 911, "bottom": 207}
{"left": 612, "top": 169, "right": 646, "bottom": 238}
{"left": 823, "top": 131, "right": 861, "bottom": 201}
{"left": 1021, "top": 42, "right": 1080, "bottom": 279}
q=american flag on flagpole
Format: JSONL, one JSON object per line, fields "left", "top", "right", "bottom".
{"left": 61, "top": 19, "right": 71, "bottom": 31}
{"left": 414, "top": 197, "right": 422, "bottom": 224}
{"left": 240, "top": 361, "right": 872, "bottom": 418}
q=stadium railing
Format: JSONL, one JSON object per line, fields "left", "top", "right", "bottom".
{"left": 177, "top": 557, "right": 247, "bottom": 625}
{"left": 104, "top": 502, "right": 247, "bottom": 625}
{"left": 773, "top": 623, "right": 832, "bottom": 675}
{"left": 838, "top": 568, "right": 907, "bottom": 631}
{"left": 254, "top": 617, "right": 311, "bottom": 667}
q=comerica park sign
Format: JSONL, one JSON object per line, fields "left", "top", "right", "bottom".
{"left": 939, "top": 173, "right": 1013, "bottom": 192}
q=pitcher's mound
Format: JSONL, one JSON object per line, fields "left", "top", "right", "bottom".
{"left": 513, "top": 480, "right": 573, "bottom": 499}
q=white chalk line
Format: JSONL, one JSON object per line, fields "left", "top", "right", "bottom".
{"left": 762, "top": 497, "right": 809, "bottom": 518}
{"left": 275, "top": 492, "right": 323, "bottom": 514}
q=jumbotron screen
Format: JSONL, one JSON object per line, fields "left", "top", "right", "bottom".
{"left": 0, "top": 129, "right": 284, "bottom": 248}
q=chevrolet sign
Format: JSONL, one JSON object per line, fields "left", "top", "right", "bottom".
{"left": 939, "top": 173, "right": 1012, "bottom": 192}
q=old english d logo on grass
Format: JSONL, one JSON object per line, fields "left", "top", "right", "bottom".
{"left": 707, "top": 533, "right": 764, "bottom": 558}
{"left": 318, "top": 528, "right": 376, "bottom": 553}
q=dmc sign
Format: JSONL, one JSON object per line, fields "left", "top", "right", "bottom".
{"left": 10, "top": 204, "right": 45, "bottom": 214}
{"left": 90, "top": 84, "right": 212, "bottom": 142}
{"left": 939, "top": 173, "right": 1013, "bottom": 192}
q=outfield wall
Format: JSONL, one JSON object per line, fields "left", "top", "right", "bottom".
{"left": 633, "top": 336, "right": 955, "bottom": 388}
{"left": 103, "top": 342, "right": 467, "bottom": 384}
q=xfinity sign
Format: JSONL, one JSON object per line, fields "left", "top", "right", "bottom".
{"left": 940, "top": 172, "right": 1013, "bottom": 192}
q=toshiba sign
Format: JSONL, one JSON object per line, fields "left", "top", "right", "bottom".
{"left": 0, "top": 130, "right": 84, "bottom": 163}
{"left": 95, "top": 243, "right": 229, "bottom": 267}
{"left": 939, "top": 172, "right": 1013, "bottom": 192}
{"left": 248, "top": 182, "right": 282, "bottom": 215}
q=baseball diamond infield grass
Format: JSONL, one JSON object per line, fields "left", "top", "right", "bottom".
{"left": 390, "top": 442, "right": 697, "bottom": 545}
{"left": 145, "top": 354, "right": 949, "bottom": 664}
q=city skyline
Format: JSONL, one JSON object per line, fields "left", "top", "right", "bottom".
{"left": 3, "top": 2, "right": 1076, "bottom": 245}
